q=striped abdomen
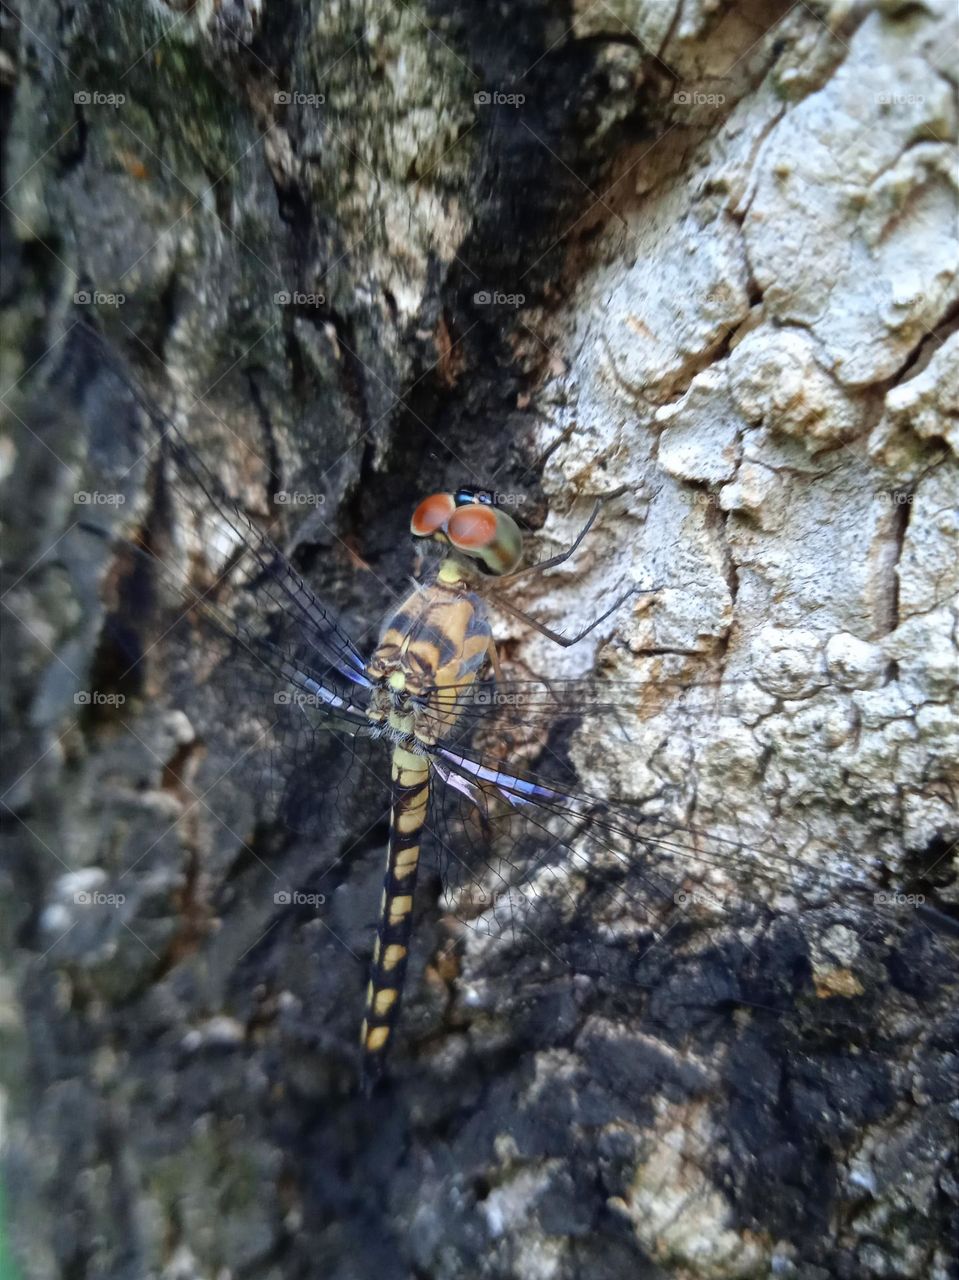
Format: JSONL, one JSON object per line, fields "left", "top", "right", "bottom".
{"left": 359, "top": 745, "right": 430, "bottom": 1092}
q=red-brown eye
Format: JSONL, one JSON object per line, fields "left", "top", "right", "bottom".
{"left": 447, "top": 503, "right": 498, "bottom": 550}
{"left": 411, "top": 493, "right": 456, "bottom": 537}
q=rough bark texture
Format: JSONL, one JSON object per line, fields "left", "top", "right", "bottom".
{"left": 1, "top": 2, "right": 957, "bottom": 1279}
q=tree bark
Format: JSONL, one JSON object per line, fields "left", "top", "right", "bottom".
{"left": 2, "top": 2, "right": 957, "bottom": 1279}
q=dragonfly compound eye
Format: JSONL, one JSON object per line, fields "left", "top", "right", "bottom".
{"left": 411, "top": 493, "right": 457, "bottom": 539}
{"left": 447, "top": 503, "right": 522, "bottom": 576}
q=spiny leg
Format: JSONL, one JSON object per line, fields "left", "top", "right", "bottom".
{"left": 496, "top": 487, "right": 627, "bottom": 586}
{"left": 489, "top": 583, "right": 648, "bottom": 648}
{"left": 486, "top": 634, "right": 505, "bottom": 684}
{"left": 483, "top": 487, "right": 643, "bottom": 647}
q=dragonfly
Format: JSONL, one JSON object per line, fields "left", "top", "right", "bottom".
{"left": 53, "top": 321, "right": 956, "bottom": 1102}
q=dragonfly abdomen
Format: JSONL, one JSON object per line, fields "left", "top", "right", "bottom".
{"left": 359, "top": 745, "right": 430, "bottom": 1092}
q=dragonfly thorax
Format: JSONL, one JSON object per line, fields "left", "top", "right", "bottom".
{"left": 365, "top": 581, "right": 492, "bottom": 747}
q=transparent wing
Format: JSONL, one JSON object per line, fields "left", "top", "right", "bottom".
{"left": 72, "top": 324, "right": 957, "bottom": 1023}
{"left": 420, "top": 675, "right": 957, "bottom": 1012}
{"left": 75, "top": 321, "right": 373, "bottom": 695}
{"left": 69, "top": 325, "right": 391, "bottom": 861}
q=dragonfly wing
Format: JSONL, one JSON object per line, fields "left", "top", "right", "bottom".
{"left": 75, "top": 323, "right": 373, "bottom": 691}
{"left": 425, "top": 684, "right": 957, "bottom": 1017}
{"left": 65, "top": 326, "right": 392, "bottom": 814}
{"left": 420, "top": 698, "right": 957, "bottom": 1268}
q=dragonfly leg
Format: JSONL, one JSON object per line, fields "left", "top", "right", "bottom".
{"left": 496, "top": 487, "right": 628, "bottom": 585}
{"left": 489, "top": 584, "right": 646, "bottom": 648}
{"left": 486, "top": 635, "right": 505, "bottom": 684}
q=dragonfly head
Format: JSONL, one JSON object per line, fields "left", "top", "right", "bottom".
{"left": 410, "top": 491, "right": 522, "bottom": 577}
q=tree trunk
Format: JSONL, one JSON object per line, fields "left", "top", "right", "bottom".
{"left": 2, "top": 2, "right": 957, "bottom": 1279}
